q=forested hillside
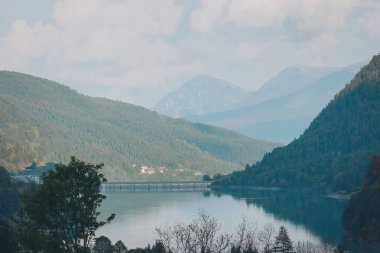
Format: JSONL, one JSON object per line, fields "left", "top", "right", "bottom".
{"left": 213, "top": 55, "right": 380, "bottom": 192}
{"left": 0, "top": 71, "right": 278, "bottom": 181}
{"left": 342, "top": 155, "right": 380, "bottom": 253}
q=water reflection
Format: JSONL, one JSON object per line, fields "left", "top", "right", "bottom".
{"left": 212, "top": 189, "right": 347, "bottom": 243}
{"left": 97, "top": 189, "right": 346, "bottom": 248}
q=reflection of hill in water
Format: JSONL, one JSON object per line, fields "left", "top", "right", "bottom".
{"left": 99, "top": 191, "right": 207, "bottom": 219}
{"left": 212, "top": 189, "right": 347, "bottom": 243}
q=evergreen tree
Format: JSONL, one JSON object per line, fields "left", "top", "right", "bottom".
{"left": 203, "top": 174, "right": 212, "bottom": 181}
{"left": 113, "top": 240, "right": 128, "bottom": 253}
{"left": 245, "top": 246, "right": 258, "bottom": 253}
{"left": 333, "top": 245, "right": 345, "bottom": 253}
{"left": 230, "top": 245, "right": 241, "bottom": 253}
{"left": 93, "top": 236, "right": 113, "bottom": 253}
{"left": 272, "top": 226, "right": 294, "bottom": 253}
{"left": 151, "top": 241, "right": 166, "bottom": 253}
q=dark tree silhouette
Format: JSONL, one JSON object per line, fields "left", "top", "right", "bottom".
{"left": 272, "top": 226, "right": 294, "bottom": 253}
{"left": 18, "top": 157, "right": 115, "bottom": 253}
{"left": 93, "top": 236, "right": 113, "bottom": 253}
{"left": 113, "top": 240, "right": 128, "bottom": 253}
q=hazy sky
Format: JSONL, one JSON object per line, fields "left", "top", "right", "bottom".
{"left": 0, "top": 0, "right": 379, "bottom": 108}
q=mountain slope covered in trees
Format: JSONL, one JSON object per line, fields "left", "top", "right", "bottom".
{"left": 342, "top": 155, "right": 380, "bottom": 253}
{"left": 213, "top": 55, "right": 380, "bottom": 192}
{"left": 0, "top": 71, "right": 278, "bottom": 181}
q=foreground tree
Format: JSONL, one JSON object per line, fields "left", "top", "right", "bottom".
{"left": 151, "top": 240, "right": 166, "bottom": 253}
{"left": 155, "top": 210, "right": 232, "bottom": 253}
{"left": 113, "top": 240, "right": 128, "bottom": 253}
{"left": 319, "top": 237, "right": 335, "bottom": 253}
{"left": 203, "top": 174, "right": 212, "bottom": 181}
{"left": 18, "top": 156, "right": 115, "bottom": 253}
{"left": 258, "top": 224, "right": 275, "bottom": 253}
{"left": 272, "top": 226, "right": 294, "bottom": 253}
{"left": 233, "top": 218, "right": 259, "bottom": 253}
{"left": 93, "top": 236, "right": 113, "bottom": 253}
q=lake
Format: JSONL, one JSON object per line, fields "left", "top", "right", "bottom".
{"left": 97, "top": 189, "right": 347, "bottom": 249}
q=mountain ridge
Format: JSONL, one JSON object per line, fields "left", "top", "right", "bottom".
{"left": 185, "top": 61, "right": 366, "bottom": 143}
{"left": 0, "top": 71, "right": 278, "bottom": 181}
{"left": 153, "top": 74, "right": 250, "bottom": 118}
{"left": 212, "top": 54, "right": 380, "bottom": 192}
{"left": 234, "top": 65, "right": 337, "bottom": 108}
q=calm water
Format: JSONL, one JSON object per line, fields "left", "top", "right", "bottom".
{"left": 97, "top": 189, "right": 347, "bottom": 249}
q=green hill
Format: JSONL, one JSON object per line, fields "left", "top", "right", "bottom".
{"left": 213, "top": 54, "right": 380, "bottom": 192}
{"left": 0, "top": 71, "right": 278, "bottom": 181}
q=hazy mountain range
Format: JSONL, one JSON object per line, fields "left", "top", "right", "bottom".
{"left": 153, "top": 75, "right": 250, "bottom": 117}
{"left": 212, "top": 54, "right": 380, "bottom": 193}
{"left": 155, "top": 61, "right": 366, "bottom": 143}
{"left": 0, "top": 71, "right": 278, "bottom": 181}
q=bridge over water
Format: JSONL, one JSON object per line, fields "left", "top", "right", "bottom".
{"left": 102, "top": 181, "right": 212, "bottom": 192}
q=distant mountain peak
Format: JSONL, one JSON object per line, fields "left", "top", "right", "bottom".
{"left": 234, "top": 65, "right": 338, "bottom": 109}
{"left": 185, "top": 74, "right": 243, "bottom": 90}
{"left": 213, "top": 54, "right": 380, "bottom": 192}
{"left": 185, "top": 61, "right": 366, "bottom": 143}
{"left": 153, "top": 74, "right": 249, "bottom": 118}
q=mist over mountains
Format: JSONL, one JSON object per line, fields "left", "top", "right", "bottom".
{"left": 155, "top": 61, "right": 367, "bottom": 143}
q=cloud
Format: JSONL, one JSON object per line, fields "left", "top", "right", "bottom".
{"left": 0, "top": 0, "right": 378, "bottom": 107}
{"left": 192, "top": 0, "right": 358, "bottom": 40}
{"left": 358, "top": 0, "right": 380, "bottom": 37}
{"left": 232, "top": 42, "right": 257, "bottom": 60}
{"left": 226, "top": 0, "right": 287, "bottom": 28}
{"left": 190, "top": 0, "right": 228, "bottom": 33}
{"left": 0, "top": 0, "right": 201, "bottom": 107}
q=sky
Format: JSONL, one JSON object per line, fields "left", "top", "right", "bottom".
{"left": 0, "top": 0, "right": 379, "bottom": 108}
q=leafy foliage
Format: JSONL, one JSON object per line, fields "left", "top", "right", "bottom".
{"left": 213, "top": 54, "right": 380, "bottom": 192}
{"left": 18, "top": 157, "right": 115, "bottom": 253}
{"left": 0, "top": 167, "right": 20, "bottom": 219}
{"left": 0, "top": 219, "right": 19, "bottom": 253}
{"left": 0, "top": 167, "right": 38, "bottom": 252}
{"left": 0, "top": 71, "right": 278, "bottom": 180}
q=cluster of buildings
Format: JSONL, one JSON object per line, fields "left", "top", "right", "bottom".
{"left": 12, "top": 162, "right": 55, "bottom": 184}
